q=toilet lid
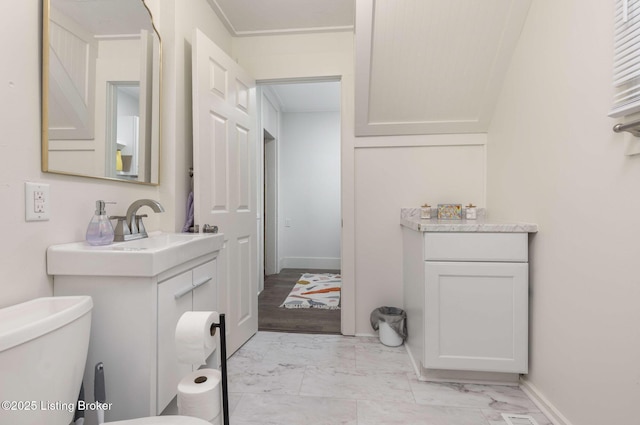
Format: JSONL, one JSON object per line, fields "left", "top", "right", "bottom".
{"left": 108, "top": 416, "right": 213, "bottom": 425}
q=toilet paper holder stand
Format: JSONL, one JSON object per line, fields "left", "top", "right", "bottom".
{"left": 209, "top": 313, "right": 229, "bottom": 425}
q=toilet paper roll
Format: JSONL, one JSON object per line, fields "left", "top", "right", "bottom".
{"left": 177, "top": 368, "right": 221, "bottom": 421}
{"left": 175, "top": 311, "right": 218, "bottom": 365}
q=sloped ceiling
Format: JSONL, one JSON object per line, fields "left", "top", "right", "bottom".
{"left": 355, "top": 0, "right": 532, "bottom": 136}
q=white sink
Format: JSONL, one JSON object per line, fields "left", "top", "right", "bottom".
{"left": 47, "top": 232, "right": 224, "bottom": 277}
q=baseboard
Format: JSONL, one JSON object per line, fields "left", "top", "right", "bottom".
{"left": 421, "top": 368, "right": 520, "bottom": 385}
{"left": 519, "top": 378, "right": 573, "bottom": 425}
{"left": 404, "top": 342, "right": 422, "bottom": 378}
{"left": 280, "top": 257, "right": 341, "bottom": 270}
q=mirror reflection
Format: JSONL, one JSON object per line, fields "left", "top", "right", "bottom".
{"left": 42, "top": 0, "right": 161, "bottom": 184}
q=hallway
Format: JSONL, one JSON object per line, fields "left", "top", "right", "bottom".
{"left": 258, "top": 269, "right": 341, "bottom": 334}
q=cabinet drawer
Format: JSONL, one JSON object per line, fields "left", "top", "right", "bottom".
{"left": 424, "top": 233, "right": 527, "bottom": 262}
{"left": 193, "top": 261, "right": 217, "bottom": 312}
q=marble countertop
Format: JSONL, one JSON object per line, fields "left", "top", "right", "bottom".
{"left": 401, "top": 208, "right": 538, "bottom": 233}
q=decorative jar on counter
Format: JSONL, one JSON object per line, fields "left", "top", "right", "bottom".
{"left": 420, "top": 204, "right": 431, "bottom": 219}
{"left": 465, "top": 204, "right": 477, "bottom": 220}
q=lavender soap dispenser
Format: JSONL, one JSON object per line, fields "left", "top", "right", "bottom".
{"left": 86, "top": 200, "right": 115, "bottom": 246}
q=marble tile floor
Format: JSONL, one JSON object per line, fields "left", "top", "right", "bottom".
{"left": 225, "top": 332, "right": 552, "bottom": 425}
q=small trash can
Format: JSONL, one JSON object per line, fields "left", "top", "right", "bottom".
{"left": 370, "top": 306, "right": 407, "bottom": 347}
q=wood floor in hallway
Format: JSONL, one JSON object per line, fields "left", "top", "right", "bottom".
{"left": 258, "top": 268, "right": 341, "bottom": 334}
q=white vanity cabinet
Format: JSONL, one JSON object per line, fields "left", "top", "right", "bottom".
{"left": 49, "top": 235, "right": 223, "bottom": 424}
{"left": 156, "top": 259, "right": 219, "bottom": 414}
{"left": 401, "top": 210, "right": 537, "bottom": 383}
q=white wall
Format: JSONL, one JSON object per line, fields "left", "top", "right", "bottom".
{"left": 279, "top": 111, "right": 341, "bottom": 270}
{"left": 354, "top": 142, "right": 485, "bottom": 333}
{"left": 487, "top": 1, "right": 640, "bottom": 424}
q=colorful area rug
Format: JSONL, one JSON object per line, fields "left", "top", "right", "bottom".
{"left": 280, "top": 273, "right": 341, "bottom": 309}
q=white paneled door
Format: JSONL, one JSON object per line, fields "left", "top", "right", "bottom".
{"left": 192, "top": 28, "right": 258, "bottom": 356}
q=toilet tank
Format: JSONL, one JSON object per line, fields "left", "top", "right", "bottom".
{"left": 0, "top": 296, "right": 92, "bottom": 425}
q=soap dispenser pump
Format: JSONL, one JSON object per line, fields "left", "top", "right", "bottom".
{"left": 86, "top": 200, "right": 115, "bottom": 246}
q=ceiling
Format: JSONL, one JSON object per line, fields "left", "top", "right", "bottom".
{"left": 55, "top": 0, "right": 354, "bottom": 37}
{"left": 52, "top": 0, "right": 154, "bottom": 36}
{"left": 206, "top": 0, "right": 355, "bottom": 36}
{"left": 266, "top": 81, "right": 341, "bottom": 113}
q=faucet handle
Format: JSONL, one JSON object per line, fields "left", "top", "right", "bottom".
{"left": 109, "top": 216, "right": 130, "bottom": 240}
{"left": 135, "top": 214, "right": 148, "bottom": 236}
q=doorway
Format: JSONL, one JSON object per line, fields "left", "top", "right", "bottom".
{"left": 257, "top": 79, "right": 342, "bottom": 334}
{"left": 106, "top": 82, "right": 140, "bottom": 180}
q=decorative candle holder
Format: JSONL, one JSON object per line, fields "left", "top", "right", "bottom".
{"left": 465, "top": 204, "right": 477, "bottom": 220}
{"left": 420, "top": 204, "right": 431, "bottom": 219}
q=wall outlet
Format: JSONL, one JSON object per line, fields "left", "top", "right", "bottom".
{"left": 25, "top": 182, "right": 50, "bottom": 221}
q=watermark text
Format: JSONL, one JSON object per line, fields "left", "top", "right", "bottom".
{"left": 1, "top": 400, "right": 112, "bottom": 412}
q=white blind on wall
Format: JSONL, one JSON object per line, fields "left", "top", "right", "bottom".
{"left": 611, "top": 0, "right": 640, "bottom": 117}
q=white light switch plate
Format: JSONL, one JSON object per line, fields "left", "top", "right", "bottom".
{"left": 25, "top": 182, "right": 50, "bottom": 221}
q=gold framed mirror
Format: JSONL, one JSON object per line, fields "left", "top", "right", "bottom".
{"left": 42, "top": 0, "right": 161, "bottom": 185}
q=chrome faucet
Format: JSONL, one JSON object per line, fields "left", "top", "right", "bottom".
{"left": 112, "top": 199, "right": 165, "bottom": 241}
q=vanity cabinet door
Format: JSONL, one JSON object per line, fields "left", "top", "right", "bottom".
{"left": 424, "top": 261, "right": 528, "bottom": 373}
{"left": 156, "top": 259, "right": 219, "bottom": 413}
{"left": 157, "top": 271, "right": 194, "bottom": 414}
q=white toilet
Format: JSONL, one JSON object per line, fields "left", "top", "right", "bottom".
{"left": 0, "top": 296, "right": 211, "bottom": 425}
